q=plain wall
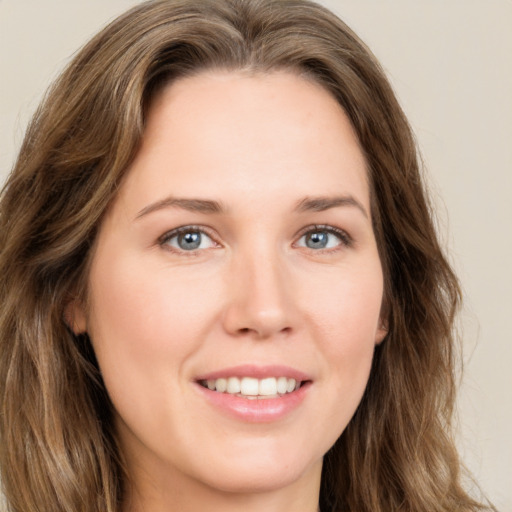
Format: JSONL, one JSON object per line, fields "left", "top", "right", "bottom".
{"left": 1, "top": 1, "right": 511, "bottom": 510}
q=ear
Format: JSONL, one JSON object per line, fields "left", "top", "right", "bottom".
{"left": 64, "top": 297, "right": 87, "bottom": 335}
{"left": 375, "top": 318, "right": 388, "bottom": 345}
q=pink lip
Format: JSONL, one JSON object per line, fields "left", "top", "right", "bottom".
{"left": 195, "top": 381, "right": 311, "bottom": 423}
{"left": 195, "top": 364, "right": 312, "bottom": 382}
{"left": 193, "top": 365, "right": 313, "bottom": 423}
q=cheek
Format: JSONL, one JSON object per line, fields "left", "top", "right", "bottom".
{"left": 84, "top": 251, "right": 223, "bottom": 403}
{"left": 302, "top": 262, "right": 383, "bottom": 415}
{"left": 306, "top": 263, "right": 383, "bottom": 345}
{"left": 84, "top": 256, "right": 229, "bottom": 451}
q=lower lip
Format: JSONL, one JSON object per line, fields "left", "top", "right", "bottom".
{"left": 195, "top": 382, "right": 311, "bottom": 423}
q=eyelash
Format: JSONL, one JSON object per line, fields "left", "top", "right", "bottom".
{"left": 158, "top": 225, "right": 219, "bottom": 255}
{"left": 158, "top": 224, "right": 353, "bottom": 254}
{"left": 295, "top": 224, "right": 353, "bottom": 252}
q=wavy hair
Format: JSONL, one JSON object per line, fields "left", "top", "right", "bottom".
{"left": 0, "top": 1, "right": 494, "bottom": 511}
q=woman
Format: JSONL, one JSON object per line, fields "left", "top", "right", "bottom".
{"left": 0, "top": 1, "right": 496, "bottom": 511}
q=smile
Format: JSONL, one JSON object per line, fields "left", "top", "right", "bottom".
{"left": 199, "top": 376, "right": 303, "bottom": 399}
{"left": 194, "top": 365, "right": 312, "bottom": 421}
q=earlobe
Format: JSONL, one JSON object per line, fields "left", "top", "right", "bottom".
{"left": 375, "top": 319, "right": 388, "bottom": 345}
{"left": 64, "top": 298, "right": 87, "bottom": 335}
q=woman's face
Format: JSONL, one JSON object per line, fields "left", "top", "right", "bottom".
{"left": 72, "top": 71, "right": 386, "bottom": 499}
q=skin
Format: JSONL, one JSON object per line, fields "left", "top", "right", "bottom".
{"left": 71, "top": 71, "right": 387, "bottom": 512}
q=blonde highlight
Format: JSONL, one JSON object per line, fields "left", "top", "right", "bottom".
{"left": 0, "top": 1, "right": 495, "bottom": 510}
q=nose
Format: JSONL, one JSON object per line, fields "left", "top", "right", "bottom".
{"left": 222, "top": 247, "right": 298, "bottom": 339}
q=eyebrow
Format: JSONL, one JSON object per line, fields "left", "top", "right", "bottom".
{"left": 294, "top": 195, "right": 369, "bottom": 218}
{"left": 135, "top": 194, "right": 368, "bottom": 220}
{"left": 135, "top": 197, "right": 225, "bottom": 219}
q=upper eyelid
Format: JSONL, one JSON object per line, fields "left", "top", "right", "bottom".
{"left": 157, "top": 223, "right": 352, "bottom": 248}
{"left": 294, "top": 224, "right": 352, "bottom": 243}
{"left": 158, "top": 225, "right": 219, "bottom": 244}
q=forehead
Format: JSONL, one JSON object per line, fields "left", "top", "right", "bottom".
{"left": 116, "top": 70, "right": 370, "bottom": 215}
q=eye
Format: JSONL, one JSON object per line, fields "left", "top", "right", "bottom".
{"left": 160, "top": 226, "right": 217, "bottom": 252}
{"left": 296, "top": 226, "right": 351, "bottom": 251}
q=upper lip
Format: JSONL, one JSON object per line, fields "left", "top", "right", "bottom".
{"left": 195, "top": 364, "right": 312, "bottom": 382}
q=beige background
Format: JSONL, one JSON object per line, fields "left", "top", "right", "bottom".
{"left": 1, "top": 1, "right": 511, "bottom": 510}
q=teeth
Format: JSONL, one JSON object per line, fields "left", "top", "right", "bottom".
{"left": 215, "top": 378, "right": 227, "bottom": 393}
{"left": 259, "top": 377, "right": 277, "bottom": 396}
{"left": 201, "top": 376, "right": 303, "bottom": 397}
{"left": 276, "top": 376, "right": 288, "bottom": 394}
{"left": 227, "top": 377, "right": 241, "bottom": 394}
{"left": 241, "top": 377, "right": 259, "bottom": 395}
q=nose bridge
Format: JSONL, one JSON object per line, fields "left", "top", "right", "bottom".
{"left": 223, "top": 238, "right": 295, "bottom": 338}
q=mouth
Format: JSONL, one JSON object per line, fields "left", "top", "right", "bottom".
{"left": 194, "top": 366, "right": 312, "bottom": 422}
{"left": 198, "top": 376, "right": 306, "bottom": 399}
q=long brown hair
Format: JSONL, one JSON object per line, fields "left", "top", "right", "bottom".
{"left": 0, "top": 1, "right": 494, "bottom": 511}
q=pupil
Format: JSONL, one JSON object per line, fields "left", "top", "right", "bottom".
{"left": 179, "top": 231, "right": 201, "bottom": 250}
{"left": 307, "top": 232, "right": 328, "bottom": 249}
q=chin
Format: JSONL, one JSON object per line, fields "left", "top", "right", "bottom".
{"left": 179, "top": 436, "right": 324, "bottom": 495}
{"left": 195, "top": 455, "right": 321, "bottom": 495}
